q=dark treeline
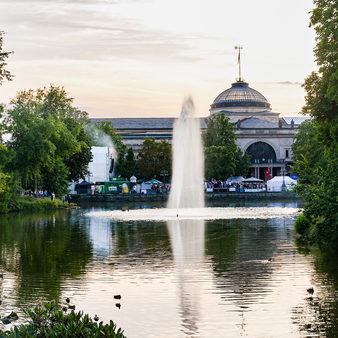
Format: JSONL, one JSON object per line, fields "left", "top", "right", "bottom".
{"left": 292, "top": 0, "right": 337, "bottom": 252}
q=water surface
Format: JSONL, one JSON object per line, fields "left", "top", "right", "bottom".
{"left": 0, "top": 201, "right": 336, "bottom": 337}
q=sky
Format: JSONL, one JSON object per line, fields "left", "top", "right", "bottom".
{"left": 0, "top": 0, "right": 316, "bottom": 118}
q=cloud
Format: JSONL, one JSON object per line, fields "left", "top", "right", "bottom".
{"left": 268, "top": 81, "right": 302, "bottom": 86}
{"left": 1, "top": 1, "right": 206, "bottom": 64}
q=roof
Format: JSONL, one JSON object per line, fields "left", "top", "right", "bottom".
{"left": 239, "top": 117, "right": 278, "bottom": 129}
{"left": 214, "top": 109, "right": 278, "bottom": 115}
{"left": 282, "top": 117, "right": 311, "bottom": 125}
{"left": 91, "top": 118, "right": 208, "bottom": 130}
{"left": 211, "top": 81, "right": 271, "bottom": 110}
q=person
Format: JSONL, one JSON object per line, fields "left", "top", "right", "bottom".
{"left": 67, "top": 194, "right": 71, "bottom": 206}
{"left": 61, "top": 194, "right": 65, "bottom": 206}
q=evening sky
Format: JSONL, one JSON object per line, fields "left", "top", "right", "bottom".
{"left": 0, "top": 0, "right": 316, "bottom": 117}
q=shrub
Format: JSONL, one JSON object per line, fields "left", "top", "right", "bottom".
{"left": 2, "top": 196, "right": 77, "bottom": 213}
{"left": 295, "top": 214, "right": 310, "bottom": 235}
{"left": 0, "top": 301, "right": 125, "bottom": 337}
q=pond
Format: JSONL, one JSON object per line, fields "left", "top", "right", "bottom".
{"left": 0, "top": 201, "right": 337, "bottom": 337}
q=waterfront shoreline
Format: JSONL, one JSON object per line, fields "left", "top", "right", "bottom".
{"left": 72, "top": 191, "right": 301, "bottom": 203}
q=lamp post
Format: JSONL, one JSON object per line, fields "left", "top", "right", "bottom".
{"left": 280, "top": 159, "right": 286, "bottom": 191}
{"left": 160, "top": 170, "right": 168, "bottom": 184}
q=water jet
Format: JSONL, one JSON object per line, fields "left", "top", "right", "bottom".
{"left": 167, "top": 97, "right": 204, "bottom": 212}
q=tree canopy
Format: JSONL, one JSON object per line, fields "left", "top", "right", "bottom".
{"left": 294, "top": 0, "right": 337, "bottom": 251}
{"left": 203, "top": 114, "right": 250, "bottom": 180}
{"left": 3, "top": 85, "right": 92, "bottom": 195}
{"left": 137, "top": 138, "right": 171, "bottom": 180}
{"left": 0, "top": 31, "right": 13, "bottom": 85}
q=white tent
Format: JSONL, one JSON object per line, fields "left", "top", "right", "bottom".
{"left": 242, "top": 177, "right": 263, "bottom": 183}
{"left": 267, "top": 176, "right": 297, "bottom": 192}
{"left": 227, "top": 176, "right": 244, "bottom": 184}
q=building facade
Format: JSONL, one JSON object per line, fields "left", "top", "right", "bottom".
{"left": 91, "top": 79, "right": 308, "bottom": 180}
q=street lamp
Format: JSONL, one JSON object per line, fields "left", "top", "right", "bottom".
{"left": 280, "top": 159, "right": 286, "bottom": 191}
{"left": 160, "top": 170, "right": 168, "bottom": 184}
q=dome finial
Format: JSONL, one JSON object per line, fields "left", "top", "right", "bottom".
{"left": 234, "top": 45, "right": 243, "bottom": 81}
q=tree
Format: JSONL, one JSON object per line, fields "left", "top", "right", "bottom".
{"left": 292, "top": 120, "right": 327, "bottom": 183}
{"left": 203, "top": 114, "right": 250, "bottom": 179}
{"left": 294, "top": 0, "right": 338, "bottom": 251}
{"left": 203, "top": 114, "right": 237, "bottom": 148}
{"left": 0, "top": 31, "right": 13, "bottom": 85}
{"left": 292, "top": 121, "right": 337, "bottom": 249}
{"left": 137, "top": 138, "right": 171, "bottom": 180}
{"left": 123, "top": 147, "right": 137, "bottom": 179}
{"left": 4, "top": 86, "right": 92, "bottom": 195}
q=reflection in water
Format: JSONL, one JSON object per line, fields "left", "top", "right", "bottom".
{"left": 0, "top": 211, "right": 92, "bottom": 305}
{"left": 167, "top": 219, "right": 205, "bottom": 336}
{"left": 0, "top": 202, "right": 337, "bottom": 337}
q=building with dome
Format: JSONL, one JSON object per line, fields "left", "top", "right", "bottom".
{"left": 91, "top": 78, "right": 308, "bottom": 180}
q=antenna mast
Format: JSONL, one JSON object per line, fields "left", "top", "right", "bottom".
{"left": 234, "top": 45, "right": 243, "bottom": 81}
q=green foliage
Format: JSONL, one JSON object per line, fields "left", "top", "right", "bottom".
{"left": 0, "top": 211, "right": 90, "bottom": 300}
{"left": 303, "top": 0, "right": 337, "bottom": 122}
{"left": 293, "top": 121, "right": 337, "bottom": 251}
{"left": 64, "top": 126, "right": 93, "bottom": 182}
{"left": 295, "top": 0, "right": 338, "bottom": 252}
{"left": 3, "top": 85, "right": 92, "bottom": 196}
{"left": 18, "top": 196, "right": 65, "bottom": 211}
{"left": 0, "top": 171, "right": 9, "bottom": 194}
{"left": 137, "top": 138, "right": 172, "bottom": 180}
{"left": 0, "top": 195, "right": 77, "bottom": 214}
{"left": 0, "top": 172, "right": 10, "bottom": 212}
{"left": 292, "top": 120, "right": 327, "bottom": 183}
{"left": 0, "top": 31, "right": 13, "bottom": 85}
{"left": 204, "top": 146, "right": 236, "bottom": 179}
{"left": 294, "top": 214, "right": 310, "bottom": 236}
{"left": 123, "top": 147, "right": 137, "bottom": 178}
{"left": 0, "top": 301, "right": 125, "bottom": 337}
{"left": 203, "top": 114, "right": 250, "bottom": 179}
{"left": 204, "top": 114, "right": 237, "bottom": 147}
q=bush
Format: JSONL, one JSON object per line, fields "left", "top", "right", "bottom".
{"left": 295, "top": 214, "right": 310, "bottom": 235}
{"left": 19, "top": 196, "right": 64, "bottom": 211}
{"left": 0, "top": 195, "right": 78, "bottom": 214}
{"left": 0, "top": 301, "right": 125, "bottom": 337}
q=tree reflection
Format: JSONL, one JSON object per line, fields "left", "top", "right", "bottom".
{"left": 0, "top": 211, "right": 92, "bottom": 305}
{"left": 293, "top": 249, "right": 338, "bottom": 337}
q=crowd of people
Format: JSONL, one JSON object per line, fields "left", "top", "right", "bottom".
{"left": 24, "top": 190, "right": 72, "bottom": 205}
{"left": 205, "top": 180, "right": 267, "bottom": 192}
{"left": 131, "top": 183, "right": 170, "bottom": 194}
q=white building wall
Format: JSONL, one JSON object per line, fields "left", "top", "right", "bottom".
{"left": 87, "top": 146, "right": 110, "bottom": 183}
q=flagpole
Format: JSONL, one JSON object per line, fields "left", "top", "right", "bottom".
{"left": 235, "top": 45, "right": 243, "bottom": 81}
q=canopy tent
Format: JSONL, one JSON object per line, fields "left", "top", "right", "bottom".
{"left": 145, "top": 179, "right": 163, "bottom": 184}
{"left": 227, "top": 176, "right": 244, "bottom": 183}
{"left": 267, "top": 176, "right": 297, "bottom": 192}
{"left": 242, "top": 177, "right": 263, "bottom": 183}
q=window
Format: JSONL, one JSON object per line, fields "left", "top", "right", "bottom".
{"left": 285, "top": 149, "right": 289, "bottom": 158}
{"left": 246, "top": 142, "right": 276, "bottom": 163}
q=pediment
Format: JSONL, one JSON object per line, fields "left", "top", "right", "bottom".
{"left": 239, "top": 117, "right": 278, "bottom": 129}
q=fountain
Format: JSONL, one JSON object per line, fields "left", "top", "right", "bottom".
{"left": 167, "top": 97, "right": 205, "bottom": 211}
{"left": 86, "top": 95, "right": 299, "bottom": 221}
{"left": 166, "top": 97, "right": 206, "bottom": 334}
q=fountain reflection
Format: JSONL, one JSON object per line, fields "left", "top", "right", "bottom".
{"left": 167, "top": 218, "right": 205, "bottom": 336}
